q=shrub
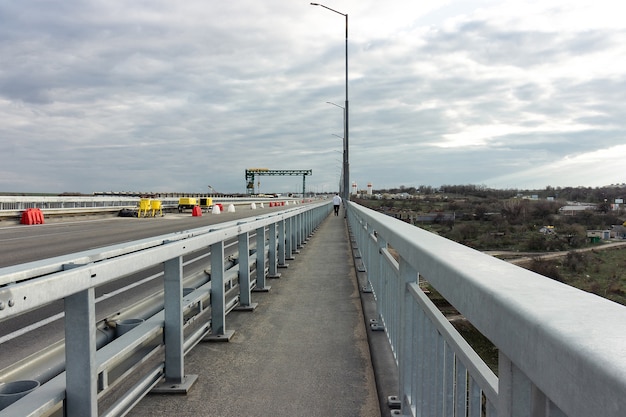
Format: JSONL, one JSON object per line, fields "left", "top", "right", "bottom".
{"left": 564, "top": 251, "right": 587, "bottom": 272}
{"left": 525, "top": 234, "right": 548, "bottom": 251}
{"left": 527, "top": 258, "right": 563, "bottom": 282}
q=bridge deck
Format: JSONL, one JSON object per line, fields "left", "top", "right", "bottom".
{"left": 127, "top": 212, "right": 382, "bottom": 417}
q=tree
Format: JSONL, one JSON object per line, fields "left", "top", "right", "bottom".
{"left": 500, "top": 199, "right": 527, "bottom": 224}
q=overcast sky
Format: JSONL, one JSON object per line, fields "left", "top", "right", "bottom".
{"left": 1, "top": 0, "right": 625, "bottom": 194}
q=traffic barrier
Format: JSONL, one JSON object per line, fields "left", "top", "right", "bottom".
{"left": 212, "top": 204, "right": 221, "bottom": 214}
{"left": 20, "top": 208, "right": 45, "bottom": 225}
{"left": 227, "top": 204, "right": 236, "bottom": 213}
{"left": 138, "top": 199, "right": 151, "bottom": 217}
{"left": 260, "top": 203, "right": 264, "bottom": 208}
{"left": 250, "top": 203, "right": 257, "bottom": 210}
{"left": 150, "top": 200, "right": 163, "bottom": 217}
{"left": 192, "top": 206, "right": 202, "bottom": 217}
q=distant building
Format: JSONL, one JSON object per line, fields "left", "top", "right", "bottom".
{"left": 587, "top": 230, "right": 611, "bottom": 241}
{"left": 559, "top": 204, "right": 597, "bottom": 215}
{"left": 611, "top": 225, "right": 626, "bottom": 239}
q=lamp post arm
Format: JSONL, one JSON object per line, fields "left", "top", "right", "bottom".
{"left": 310, "top": 3, "right": 346, "bottom": 17}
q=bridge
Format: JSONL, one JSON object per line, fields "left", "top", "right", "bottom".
{"left": 0, "top": 200, "right": 625, "bottom": 416}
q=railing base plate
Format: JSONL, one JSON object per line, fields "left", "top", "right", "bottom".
{"left": 387, "top": 395, "right": 401, "bottom": 409}
{"left": 151, "top": 374, "right": 198, "bottom": 394}
{"left": 234, "top": 303, "right": 258, "bottom": 312}
{"left": 370, "top": 318, "right": 385, "bottom": 331}
{"left": 204, "top": 330, "right": 235, "bottom": 342}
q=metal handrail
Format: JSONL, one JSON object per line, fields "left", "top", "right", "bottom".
{"left": 348, "top": 201, "right": 626, "bottom": 417}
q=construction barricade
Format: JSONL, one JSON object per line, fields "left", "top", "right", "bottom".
{"left": 20, "top": 208, "right": 45, "bottom": 225}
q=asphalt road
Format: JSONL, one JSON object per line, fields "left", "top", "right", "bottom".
{"left": 0, "top": 205, "right": 297, "bottom": 268}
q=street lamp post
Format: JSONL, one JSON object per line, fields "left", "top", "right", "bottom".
{"left": 327, "top": 101, "right": 346, "bottom": 198}
{"left": 311, "top": 3, "right": 349, "bottom": 206}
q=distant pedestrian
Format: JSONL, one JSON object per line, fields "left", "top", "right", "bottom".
{"left": 332, "top": 193, "right": 342, "bottom": 216}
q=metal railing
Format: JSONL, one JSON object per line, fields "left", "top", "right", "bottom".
{"left": 348, "top": 202, "right": 626, "bottom": 417}
{"left": 0, "top": 201, "right": 331, "bottom": 416}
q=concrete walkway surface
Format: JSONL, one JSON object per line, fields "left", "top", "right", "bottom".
{"left": 127, "top": 212, "right": 381, "bottom": 417}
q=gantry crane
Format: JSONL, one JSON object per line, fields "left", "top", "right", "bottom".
{"left": 245, "top": 168, "right": 312, "bottom": 197}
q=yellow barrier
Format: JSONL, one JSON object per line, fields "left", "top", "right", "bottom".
{"left": 138, "top": 199, "right": 163, "bottom": 217}
{"left": 150, "top": 200, "right": 163, "bottom": 217}
{"left": 138, "top": 199, "right": 151, "bottom": 217}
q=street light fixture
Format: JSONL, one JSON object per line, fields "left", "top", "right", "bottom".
{"left": 311, "top": 3, "right": 349, "bottom": 206}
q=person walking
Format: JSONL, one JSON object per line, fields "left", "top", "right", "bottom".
{"left": 332, "top": 193, "right": 342, "bottom": 216}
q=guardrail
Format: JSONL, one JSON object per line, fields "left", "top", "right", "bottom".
{"left": 0, "top": 201, "right": 331, "bottom": 416}
{"left": 348, "top": 202, "right": 626, "bottom": 417}
{"left": 0, "top": 196, "right": 144, "bottom": 211}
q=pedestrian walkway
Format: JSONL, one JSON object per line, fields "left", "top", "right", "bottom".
{"left": 127, "top": 212, "right": 381, "bottom": 417}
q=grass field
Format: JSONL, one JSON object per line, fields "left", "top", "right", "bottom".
{"left": 524, "top": 246, "right": 626, "bottom": 306}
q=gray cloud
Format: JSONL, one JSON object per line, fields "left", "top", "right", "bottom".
{"left": 1, "top": 1, "right": 625, "bottom": 194}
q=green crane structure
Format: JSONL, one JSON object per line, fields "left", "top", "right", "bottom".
{"left": 245, "top": 168, "right": 312, "bottom": 197}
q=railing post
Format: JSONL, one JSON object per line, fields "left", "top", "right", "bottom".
{"left": 277, "top": 219, "right": 288, "bottom": 268}
{"left": 304, "top": 209, "right": 311, "bottom": 238}
{"left": 292, "top": 214, "right": 300, "bottom": 252}
{"left": 375, "top": 232, "right": 387, "bottom": 320}
{"left": 298, "top": 212, "right": 311, "bottom": 242}
{"left": 296, "top": 212, "right": 304, "bottom": 247}
{"left": 207, "top": 241, "right": 234, "bottom": 340}
{"left": 65, "top": 288, "right": 97, "bottom": 417}
{"left": 163, "top": 256, "right": 184, "bottom": 382}
{"left": 499, "top": 352, "right": 561, "bottom": 417}
{"left": 156, "top": 256, "right": 197, "bottom": 392}
{"left": 295, "top": 213, "right": 302, "bottom": 250}
{"left": 285, "top": 217, "right": 295, "bottom": 259}
{"left": 267, "top": 222, "right": 281, "bottom": 278}
{"left": 236, "top": 232, "right": 257, "bottom": 310}
{"left": 255, "top": 225, "right": 271, "bottom": 291}
{"left": 363, "top": 222, "right": 376, "bottom": 293}
{"left": 398, "top": 258, "right": 418, "bottom": 415}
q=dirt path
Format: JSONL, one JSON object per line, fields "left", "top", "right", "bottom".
{"left": 485, "top": 241, "right": 626, "bottom": 265}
